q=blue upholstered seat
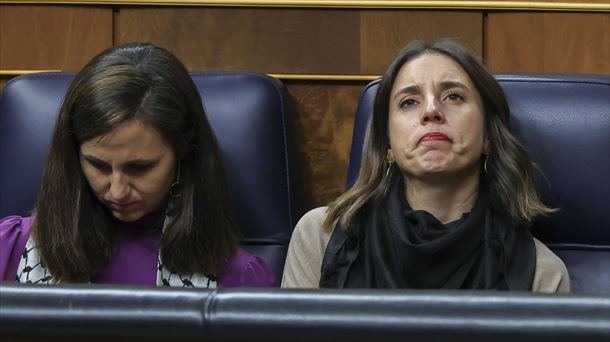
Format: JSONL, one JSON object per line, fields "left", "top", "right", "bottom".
{"left": 347, "top": 74, "right": 610, "bottom": 295}
{"left": 0, "top": 72, "right": 304, "bottom": 280}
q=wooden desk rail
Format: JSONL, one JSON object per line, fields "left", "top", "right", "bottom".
{"left": 0, "top": 0, "right": 608, "bottom": 12}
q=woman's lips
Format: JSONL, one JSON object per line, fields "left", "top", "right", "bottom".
{"left": 109, "top": 202, "right": 137, "bottom": 212}
{"left": 419, "top": 132, "right": 451, "bottom": 143}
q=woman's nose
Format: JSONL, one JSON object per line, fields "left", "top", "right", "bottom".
{"left": 108, "top": 173, "right": 130, "bottom": 201}
{"left": 420, "top": 98, "right": 445, "bottom": 124}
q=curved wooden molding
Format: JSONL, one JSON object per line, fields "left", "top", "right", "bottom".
{"left": 1, "top": 70, "right": 382, "bottom": 81}
{"left": 268, "top": 73, "right": 380, "bottom": 81}
{"left": 0, "top": 70, "right": 63, "bottom": 76}
{"left": 0, "top": 0, "right": 608, "bottom": 12}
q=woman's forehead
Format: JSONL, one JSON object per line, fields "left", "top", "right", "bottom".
{"left": 80, "top": 119, "right": 165, "bottom": 152}
{"left": 392, "top": 53, "right": 474, "bottom": 92}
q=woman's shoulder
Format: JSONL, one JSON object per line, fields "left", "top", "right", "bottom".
{"left": 218, "top": 248, "right": 278, "bottom": 288}
{"left": 0, "top": 215, "right": 32, "bottom": 229}
{"left": 0, "top": 216, "right": 33, "bottom": 281}
{"left": 289, "top": 206, "right": 334, "bottom": 260}
{"left": 280, "top": 207, "right": 332, "bottom": 288}
{"left": 292, "top": 206, "right": 332, "bottom": 244}
{"left": 0, "top": 215, "right": 33, "bottom": 242}
{"left": 299, "top": 206, "right": 329, "bottom": 222}
{"left": 532, "top": 238, "right": 571, "bottom": 293}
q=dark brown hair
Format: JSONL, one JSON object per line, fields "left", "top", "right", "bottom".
{"left": 33, "top": 43, "right": 239, "bottom": 282}
{"left": 325, "top": 39, "right": 553, "bottom": 230}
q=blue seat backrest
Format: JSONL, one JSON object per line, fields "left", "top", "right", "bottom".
{"left": 0, "top": 72, "right": 304, "bottom": 280}
{"left": 347, "top": 74, "right": 610, "bottom": 295}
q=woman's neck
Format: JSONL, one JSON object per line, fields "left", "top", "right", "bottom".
{"left": 404, "top": 170, "right": 480, "bottom": 224}
{"left": 115, "top": 206, "right": 166, "bottom": 232}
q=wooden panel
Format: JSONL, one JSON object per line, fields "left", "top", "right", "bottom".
{"left": 116, "top": 7, "right": 361, "bottom": 74}
{"left": 486, "top": 12, "right": 610, "bottom": 74}
{"left": 286, "top": 82, "right": 364, "bottom": 208}
{"left": 117, "top": 8, "right": 483, "bottom": 75}
{"left": 0, "top": 5, "right": 113, "bottom": 71}
{"left": 360, "top": 10, "right": 483, "bottom": 74}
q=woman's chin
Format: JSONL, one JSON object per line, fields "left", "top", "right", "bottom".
{"left": 408, "top": 163, "right": 450, "bottom": 177}
{"left": 111, "top": 210, "right": 146, "bottom": 222}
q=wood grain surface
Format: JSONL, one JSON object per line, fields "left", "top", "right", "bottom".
{"left": 0, "top": 5, "right": 112, "bottom": 71}
{"left": 285, "top": 81, "right": 365, "bottom": 208}
{"left": 116, "top": 7, "right": 361, "bottom": 74}
{"left": 359, "top": 10, "right": 482, "bottom": 74}
{"left": 486, "top": 12, "right": 610, "bottom": 74}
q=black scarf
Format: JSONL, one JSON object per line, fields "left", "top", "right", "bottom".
{"left": 320, "top": 179, "right": 535, "bottom": 290}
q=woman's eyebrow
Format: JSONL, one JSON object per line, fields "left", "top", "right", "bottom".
{"left": 124, "top": 159, "right": 158, "bottom": 166}
{"left": 439, "top": 80, "right": 469, "bottom": 91}
{"left": 81, "top": 154, "right": 108, "bottom": 164}
{"left": 82, "top": 155, "right": 158, "bottom": 166}
{"left": 392, "top": 85, "right": 420, "bottom": 100}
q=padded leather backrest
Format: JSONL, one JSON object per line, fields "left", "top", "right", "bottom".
{"left": 347, "top": 75, "right": 610, "bottom": 295}
{"left": 0, "top": 72, "right": 304, "bottom": 280}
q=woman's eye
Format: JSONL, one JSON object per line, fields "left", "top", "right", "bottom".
{"left": 89, "top": 160, "right": 111, "bottom": 173}
{"left": 399, "top": 98, "right": 418, "bottom": 108}
{"left": 445, "top": 92, "right": 464, "bottom": 102}
{"left": 124, "top": 163, "right": 155, "bottom": 174}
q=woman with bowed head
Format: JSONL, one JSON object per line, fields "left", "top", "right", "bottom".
{"left": 0, "top": 43, "right": 276, "bottom": 287}
{"left": 282, "top": 40, "right": 569, "bottom": 292}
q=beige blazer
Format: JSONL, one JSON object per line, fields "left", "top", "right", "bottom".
{"left": 282, "top": 207, "right": 570, "bottom": 293}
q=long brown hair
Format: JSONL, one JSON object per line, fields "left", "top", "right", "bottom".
{"left": 325, "top": 39, "right": 553, "bottom": 231}
{"left": 33, "top": 43, "right": 239, "bottom": 282}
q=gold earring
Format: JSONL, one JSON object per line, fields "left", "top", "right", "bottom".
{"left": 169, "top": 161, "right": 182, "bottom": 198}
{"left": 386, "top": 150, "right": 394, "bottom": 177}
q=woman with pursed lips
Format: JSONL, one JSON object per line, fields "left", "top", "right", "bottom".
{"left": 281, "top": 40, "right": 569, "bottom": 292}
{"left": 0, "top": 43, "right": 276, "bottom": 288}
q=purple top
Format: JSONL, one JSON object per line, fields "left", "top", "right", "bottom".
{"left": 0, "top": 215, "right": 277, "bottom": 287}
